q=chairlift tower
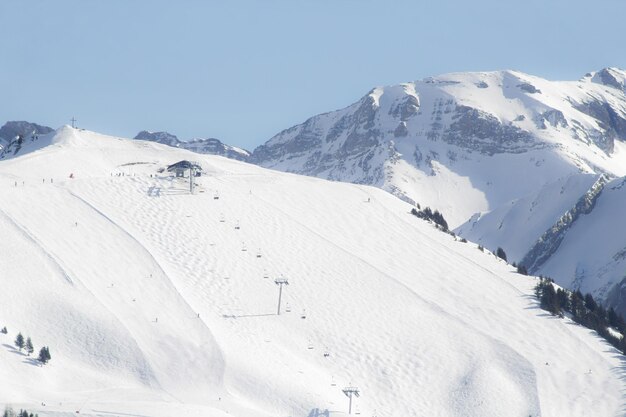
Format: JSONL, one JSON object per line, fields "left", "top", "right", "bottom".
{"left": 274, "top": 277, "right": 289, "bottom": 315}
{"left": 342, "top": 386, "right": 360, "bottom": 414}
{"left": 189, "top": 166, "right": 196, "bottom": 194}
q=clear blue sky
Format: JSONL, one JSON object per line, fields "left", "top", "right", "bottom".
{"left": 1, "top": 0, "right": 625, "bottom": 150}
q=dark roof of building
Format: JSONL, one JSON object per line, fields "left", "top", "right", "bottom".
{"left": 166, "top": 160, "right": 202, "bottom": 172}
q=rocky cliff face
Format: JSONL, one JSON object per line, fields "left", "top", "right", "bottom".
{"left": 520, "top": 175, "right": 609, "bottom": 272}
{"left": 250, "top": 68, "right": 626, "bottom": 227}
{"left": 134, "top": 131, "right": 250, "bottom": 162}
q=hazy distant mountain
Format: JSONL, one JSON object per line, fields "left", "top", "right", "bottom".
{"left": 0, "top": 120, "right": 54, "bottom": 156}
{"left": 134, "top": 130, "right": 250, "bottom": 161}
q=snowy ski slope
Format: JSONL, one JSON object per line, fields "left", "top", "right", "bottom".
{"left": 0, "top": 127, "right": 625, "bottom": 417}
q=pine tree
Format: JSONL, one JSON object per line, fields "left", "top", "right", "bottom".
{"left": 538, "top": 281, "right": 560, "bottom": 315}
{"left": 14, "top": 333, "right": 24, "bottom": 351}
{"left": 556, "top": 288, "right": 569, "bottom": 312}
{"left": 570, "top": 291, "right": 585, "bottom": 321}
{"left": 496, "top": 247, "right": 507, "bottom": 262}
{"left": 25, "top": 337, "right": 34, "bottom": 356}
{"left": 607, "top": 307, "right": 626, "bottom": 332}
{"left": 432, "top": 210, "right": 449, "bottom": 230}
{"left": 37, "top": 346, "right": 51, "bottom": 365}
{"left": 1, "top": 326, "right": 7, "bottom": 334}
{"left": 584, "top": 293, "right": 598, "bottom": 312}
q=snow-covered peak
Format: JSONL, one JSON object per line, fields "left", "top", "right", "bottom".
{"left": 589, "top": 67, "right": 626, "bottom": 91}
{"left": 251, "top": 68, "right": 626, "bottom": 227}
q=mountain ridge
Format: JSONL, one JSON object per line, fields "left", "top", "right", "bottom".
{"left": 457, "top": 172, "right": 626, "bottom": 317}
{"left": 134, "top": 130, "right": 250, "bottom": 161}
{"left": 249, "top": 67, "right": 626, "bottom": 227}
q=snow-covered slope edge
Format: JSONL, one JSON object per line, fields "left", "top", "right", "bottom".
{"left": 0, "top": 126, "right": 624, "bottom": 417}
{"left": 251, "top": 68, "right": 626, "bottom": 227}
{"left": 457, "top": 173, "right": 626, "bottom": 317}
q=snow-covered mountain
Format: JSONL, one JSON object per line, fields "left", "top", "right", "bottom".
{"left": 0, "top": 121, "right": 54, "bottom": 155}
{"left": 457, "top": 172, "right": 626, "bottom": 317}
{"left": 1, "top": 126, "right": 624, "bottom": 416}
{"left": 135, "top": 130, "right": 250, "bottom": 161}
{"left": 250, "top": 67, "right": 626, "bottom": 227}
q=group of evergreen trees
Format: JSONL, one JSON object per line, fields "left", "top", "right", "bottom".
{"left": 12, "top": 332, "right": 51, "bottom": 365}
{"left": 410, "top": 206, "right": 449, "bottom": 231}
{"left": 535, "top": 278, "right": 626, "bottom": 354}
{"left": 2, "top": 407, "right": 38, "bottom": 417}
{"left": 407, "top": 201, "right": 626, "bottom": 358}
{"left": 14, "top": 333, "right": 34, "bottom": 355}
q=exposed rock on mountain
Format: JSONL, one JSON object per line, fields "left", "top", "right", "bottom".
{"left": 251, "top": 68, "right": 626, "bottom": 227}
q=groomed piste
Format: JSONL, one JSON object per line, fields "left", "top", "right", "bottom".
{"left": 0, "top": 126, "right": 624, "bottom": 417}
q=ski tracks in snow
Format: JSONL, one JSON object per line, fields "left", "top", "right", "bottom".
{"left": 0, "top": 206, "right": 75, "bottom": 285}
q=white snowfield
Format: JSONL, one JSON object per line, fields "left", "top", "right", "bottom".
{"left": 0, "top": 127, "right": 624, "bottom": 417}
